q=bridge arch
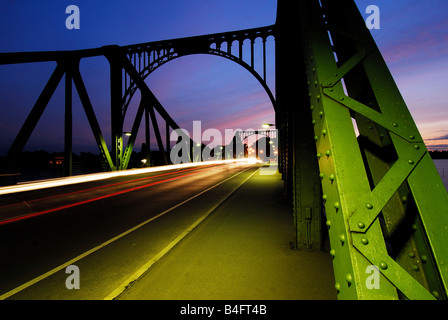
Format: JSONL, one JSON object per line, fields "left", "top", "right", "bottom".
{"left": 121, "top": 26, "right": 276, "bottom": 118}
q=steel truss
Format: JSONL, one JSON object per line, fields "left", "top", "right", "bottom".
{"left": 0, "top": 26, "right": 275, "bottom": 172}
{"left": 275, "top": 0, "right": 448, "bottom": 299}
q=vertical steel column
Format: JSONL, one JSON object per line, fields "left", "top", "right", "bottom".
{"left": 145, "top": 106, "right": 151, "bottom": 165}
{"left": 166, "top": 123, "right": 170, "bottom": 163}
{"left": 276, "top": 0, "right": 322, "bottom": 250}
{"left": 262, "top": 38, "right": 267, "bottom": 82}
{"left": 64, "top": 59, "right": 73, "bottom": 177}
{"left": 105, "top": 45, "right": 124, "bottom": 170}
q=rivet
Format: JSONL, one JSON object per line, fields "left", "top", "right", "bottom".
{"left": 414, "top": 145, "right": 420, "bottom": 150}
{"left": 408, "top": 252, "right": 416, "bottom": 258}
{"left": 319, "top": 173, "right": 325, "bottom": 179}
{"left": 379, "top": 261, "right": 388, "bottom": 270}
{"left": 361, "top": 237, "right": 369, "bottom": 245}
{"left": 345, "top": 273, "right": 353, "bottom": 284}
{"left": 366, "top": 203, "right": 374, "bottom": 210}
{"left": 322, "top": 194, "right": 327, "bottom": 201}
{"left": 409, "top": 135, "right": 415, "bottom": 140}
{"left": 326, "top": 220, "right": 331, "bottom": 228}
{"left": 329, "top": 88, "right": 333, "bottom": 92}
{"left": 327, "top": 82, "right": 332, "bottom": 86}
{"left": 408, "top": 160, "right": 415, "bottom": 165}
{"left": 312, "top": 67, "right": 316, "bottom": 73}
{"left": 357, "top": 222, "right": 366, "bottom": 229}
{"left": 392, "top": 122, "right": 398, "bottom": 127}
{"left": 329, "top": 174, "right": 335, "bottom": 181}
{"left": 322, "top": 129, "right": 327, "bottom": 136}
{"left": 314, "top": 135, "right": 319, "bottom": 141}
{"left": 421, "top": 255, "right": 427, "bottom": 263}
{"left": 317, "top": 94, "right": 321, "bottom": 100}
{"left": 310, "top": 105, "right": 314, "bottom": 110}
{"left": 319, "top": 111, "right": 324, "bottom": 118}
{"left": 432, "top": 291, "right": 440, "bottom": 299}
{"left": 325, "top": 150, "right": 331, "bottom": 157}
{"left": 334, "top": 201, "right": 340, "bottom": 210}
{"left": 330, "top": 249, "right": 336, "bottom": 257}
{"left": 339, "top": 234, "right": 346, "bottom": 244}
{"left": 402, "top": 196, "right": 407, "bottom": 203}
{"left": 314, "top": 80, "right": 318, "bottom": 86}
{"left": 335, "top": 283, "right": 341, "bottom": 292}
{"left": 413, "top": 265, "right": 420, "bottom": 271}
{"left": 339, "top": 96, "right": 345, "bottom": 101}
{"left": 317, "top": 153, "right": 322, "bottom": 159}
{"left": 312, "top": 120, "right": 316, "bottom": 125}
{"left": 411, "top": 224, "right": 417, "bottom": 231}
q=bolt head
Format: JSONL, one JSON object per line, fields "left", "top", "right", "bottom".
{"left": 379, "top": 261, "right": 388, "bottom": 270}
{"left": 345, "top": 273, "right": 353, "bottom": 284}
{"left": 335, "top": 283, "right": 341, "bottom": 291}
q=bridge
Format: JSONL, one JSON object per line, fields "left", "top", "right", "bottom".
{"left": 0, "top": 0, "right": 447, "bottom": 301}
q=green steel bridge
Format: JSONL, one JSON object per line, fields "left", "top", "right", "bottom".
{"left": 1, "top": 0, "right": 447, "bottom": 300}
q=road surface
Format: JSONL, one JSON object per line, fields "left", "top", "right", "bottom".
{"left": 0, "top": 161, "right": 260, "bottom": 299}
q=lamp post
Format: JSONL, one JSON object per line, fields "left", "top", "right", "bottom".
{"left": 262, "top": 123, "right": 275, "bottom": 129}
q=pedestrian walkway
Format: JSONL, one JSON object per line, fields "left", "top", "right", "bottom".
{"left": 119, "top": 165, "right": 337, "bottom": 300}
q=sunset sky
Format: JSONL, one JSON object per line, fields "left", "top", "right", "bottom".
{"left": 0, "top": 0, "right": 447, "bottom": 155}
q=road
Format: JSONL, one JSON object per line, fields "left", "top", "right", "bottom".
{"left": 0, "top": 161, "right": 260, "bottom": 299}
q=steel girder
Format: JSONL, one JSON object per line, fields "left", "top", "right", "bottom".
{"left": 288, "top": 0, "right": 448, "bottom": 299}
{"left": 1, "top": 25, "right": 276, "bottom": 173}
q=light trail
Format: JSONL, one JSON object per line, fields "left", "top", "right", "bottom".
{"left": 0, "top": 164, "right": 233, "bottom": 226}
{"left": 0, "top": 159, "right": 260, "bottom": 196}
{"left": 0, "top": 165, "right": 257, "bottom": 300}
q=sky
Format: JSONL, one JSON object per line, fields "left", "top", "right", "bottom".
{"left": 0, "top": 0, "right": 447, "bottom": 156}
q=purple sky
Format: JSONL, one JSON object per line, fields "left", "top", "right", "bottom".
{"left": 0, "top": 0, "right": 447, "bottom": 155}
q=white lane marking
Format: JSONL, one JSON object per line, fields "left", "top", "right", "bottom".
{"left": 0, "top": 165, "right": 258, "bottom": 300}
{"left": 104, "top": 167, "right": 260, "bottom": 300}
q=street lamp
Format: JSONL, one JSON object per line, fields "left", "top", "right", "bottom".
{"left": 262, "top": 123, "right": 275, "bottom": 129}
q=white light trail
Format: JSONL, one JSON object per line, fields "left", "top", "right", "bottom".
{"left": 0, "top": 159, "right": 261, "bottom": 196}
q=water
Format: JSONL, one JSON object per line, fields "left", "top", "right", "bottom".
{"left": 433, "top": 159, "right": 448, "bottom": 191}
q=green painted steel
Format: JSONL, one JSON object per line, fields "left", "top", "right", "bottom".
{"left": 286, "top": 0, "right": 448, "bottom": 299}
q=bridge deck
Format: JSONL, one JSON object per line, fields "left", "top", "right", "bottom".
{"left": 119, "top": 165, "right": 336, "bottom": 300}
